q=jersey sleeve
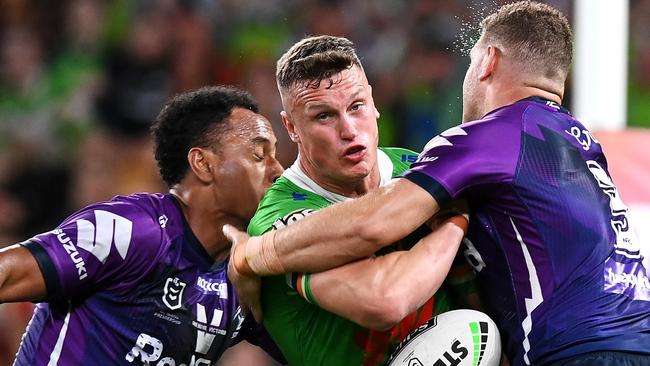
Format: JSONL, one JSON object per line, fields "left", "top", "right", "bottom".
{"left": 401, "top": 120, "right": 520, "bottom": 207}
{"left": 22, "top": 199, "right": 164, "bottom": 299}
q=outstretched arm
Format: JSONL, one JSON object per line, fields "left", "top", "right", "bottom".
{"left": 0, "top": 244, "right": 46, "bottom": 303}
{"left": 303, "top": 216, "right": 466, "bottom": 330}
{"left": 228, "top": 178, "right": 440, "bottom": 275}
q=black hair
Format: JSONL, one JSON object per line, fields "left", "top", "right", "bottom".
{"left": 151, "top": 85, "right": 258, "bottom": 187}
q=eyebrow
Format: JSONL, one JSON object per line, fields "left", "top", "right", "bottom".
{"left": 305, "top": 102, "right": 331, "bottom": 114}
{"left": 252, "top": 136, "right": 271, "bottom": 145}
{"left": 304, "top": 86, "right": 366, "bottom": 113}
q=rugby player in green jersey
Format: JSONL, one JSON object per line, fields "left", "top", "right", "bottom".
{"left": 239, "top": 35, "right": 473, "bottom": 366}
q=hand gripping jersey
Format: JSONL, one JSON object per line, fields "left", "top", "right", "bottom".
{"left": 249, "top": 147, "right": 451, "bottom": 366}
{"left": 15, "top": 193, "right": 248, "bottom": 366}
{"left": 403, "top": 97, "right": 650, "bottom": 366}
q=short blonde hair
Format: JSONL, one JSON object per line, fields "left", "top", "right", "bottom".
{"left": 276, "top": 35, "right": 362, "bottom": 92}
{"left": 480, "top": 1, "right": 573, "bottom": 80}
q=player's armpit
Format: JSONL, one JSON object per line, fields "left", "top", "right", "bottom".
{"left": 0, "top": 244, "right": 46, "bottom": 303}
{"left": 303, "top": 216, "right": 467, "bottom": 331}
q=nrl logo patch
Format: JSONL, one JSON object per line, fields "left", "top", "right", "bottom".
{"left": 162, "top": 277, "right": 186, "bottom": 310}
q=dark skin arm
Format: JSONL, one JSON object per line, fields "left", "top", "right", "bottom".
{"left": 0, "top": 244, "right": 46, "bottom": 303}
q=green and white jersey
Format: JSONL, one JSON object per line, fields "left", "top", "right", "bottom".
{"left": 248, "top": 147, "right": 451, "bottom": 366}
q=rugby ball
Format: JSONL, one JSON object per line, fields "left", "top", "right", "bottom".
{"left": 387, "top": 309, "right": 501, "bottom": 366}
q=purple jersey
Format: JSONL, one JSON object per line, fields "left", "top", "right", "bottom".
{"left": 403, "top": 97, "right": 650, "bottom": 366}
{"left": 14, "top": 193, "right": 245, "bottom": 365}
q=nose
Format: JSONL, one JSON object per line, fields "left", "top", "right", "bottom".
{"left": 267, "top": 156, "right": 284, "bottom": 183}
{"left": 339, "top": 115, "right": 358, "bottom": 140}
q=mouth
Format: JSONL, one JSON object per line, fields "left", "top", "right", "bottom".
{"left": 343, "top": 144, "right": 367, "bottom": 162}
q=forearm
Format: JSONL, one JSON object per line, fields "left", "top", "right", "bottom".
{"left": 309, "top": 218, "right": 466, "bottom": 330}
{"left": 243, "top": 178, "right": 439, "bottom": 274}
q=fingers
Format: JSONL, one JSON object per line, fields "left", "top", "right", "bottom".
{"left": 224, "top": 225, "right": 254, "bottom": 274}
{"left": 228, "top": 259, "right": 264, "bottom": 322}
{"left": 223, "top": 224, "right": 245, "bottom": 243}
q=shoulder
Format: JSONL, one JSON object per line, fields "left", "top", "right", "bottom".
{"left": 379, "top": 146, "right": 419, "bottom": 175}
{"left": 380, "top": 146, "right": 419, "bottom": 160}
{"left": 67, "top": 193, "right": 173, "bottom": 230}
{"left": 57, "top": 193, "right": 180, "bottom": 254}
{"left": 249, "top": 177, "right": 327, "bottom": 236}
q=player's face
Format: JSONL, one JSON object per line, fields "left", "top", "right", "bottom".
{"left": 210, "top": 108, "right": 283, "bottom": 221}
{"left": 283, "top": 65, "right": 380, "bottom": 190}
{"left": 462, "top": 39, "right": 486, "bottom": 123}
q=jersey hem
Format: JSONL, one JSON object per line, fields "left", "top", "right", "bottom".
{"left": 401, "top": 171, "right": 451, "bottom": 206}
{"left": 22, "top": 239, "right": 62, "bottom": 301}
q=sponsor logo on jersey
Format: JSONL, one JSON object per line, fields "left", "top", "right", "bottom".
{"left": 125, "top": 333, "right": 211, "bottom": 365}
{"left": 54, "top": 229, "right": 88, "bottom": 280}
{"left": 272, "top": 208, "right": 316, "bottom": 230}
{"left": 162, "top": 277, "right": 186, "bottom": 310}
{"left": 606, "top": 266, "right": 650, "bottom": 290}
{"left": 193, "top": 303, "right": 226, "bottom": 354}
{"left": 196, "top": 277, "right": 228, "bottom": 298}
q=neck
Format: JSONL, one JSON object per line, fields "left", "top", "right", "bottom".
{"left": 170, "top": 185, "right": 245, "bottom": 262}
{"left": 298, "top": 157, "right": 381, "bottom": 198}
{"left": 483, "top": 79, "right": 563, "bottom": 117}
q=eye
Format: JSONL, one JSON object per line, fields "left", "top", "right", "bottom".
{"left": 317, "top": 112, "right": 331, "bottom": 121}
{"left": 351, "top": 103, "right": 363, "bottom": 111}
{"left": 253, "top": 147, "right": 265, "bottom": 161}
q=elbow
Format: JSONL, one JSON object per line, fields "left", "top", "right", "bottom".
{"left": 355, "top": 293, "right": 411, "bottom": 331}
{"left": 355, "top": 215, "right": 397, "bottom": 254}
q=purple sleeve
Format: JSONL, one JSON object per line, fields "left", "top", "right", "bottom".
{"left": 401, "top": 120, "right": 520, "bottom": 206}
{"left": 24, "top": 199, "right": 165, "bottom": 297}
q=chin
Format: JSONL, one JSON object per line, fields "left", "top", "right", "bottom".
{"left": 348, "top": 166, "right": 372, "bottom": 180}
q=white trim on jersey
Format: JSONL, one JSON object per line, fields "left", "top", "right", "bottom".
{"left": 282, "top": 149, "right": 394, "bottom": 203}
{"left": 48, "top": 302, "right": 72, "bottom": 366}
{"left": 510, "top": 217, "right": 543, "bottom": 365}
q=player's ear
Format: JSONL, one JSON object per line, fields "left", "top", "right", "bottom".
{"left": 188, "top": 147, "right": 214, "bottom": 184}
{"left": 281, "top": 111, "right": 300, "bottom": 143}
{"left": 478, "top": 45, "right": 499, "bottom": 81}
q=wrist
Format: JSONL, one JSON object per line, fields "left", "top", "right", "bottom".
{"left": 246, "top": 230, "right": 285, "bottom": 276}
{"left": 232, "top": 240, "right": 253, "bottom": 275}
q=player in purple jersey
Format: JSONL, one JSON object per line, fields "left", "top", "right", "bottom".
{"left": 225, "top": 2, "right": 650, "bottom": 366}
{"left": 0, "top": 86, "right": 285, "bottom": 365}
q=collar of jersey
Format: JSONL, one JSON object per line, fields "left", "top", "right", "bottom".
{"left": 282, "top": 148, "right": 394, "bottom": 204}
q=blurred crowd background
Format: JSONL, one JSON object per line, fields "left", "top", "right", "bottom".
{"left": 0, "top": 0, "right": 648, "bottom": 364}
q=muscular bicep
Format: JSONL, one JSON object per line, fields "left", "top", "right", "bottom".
{"left": 0, "top": 244, "right": 46, "bottom": 303}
